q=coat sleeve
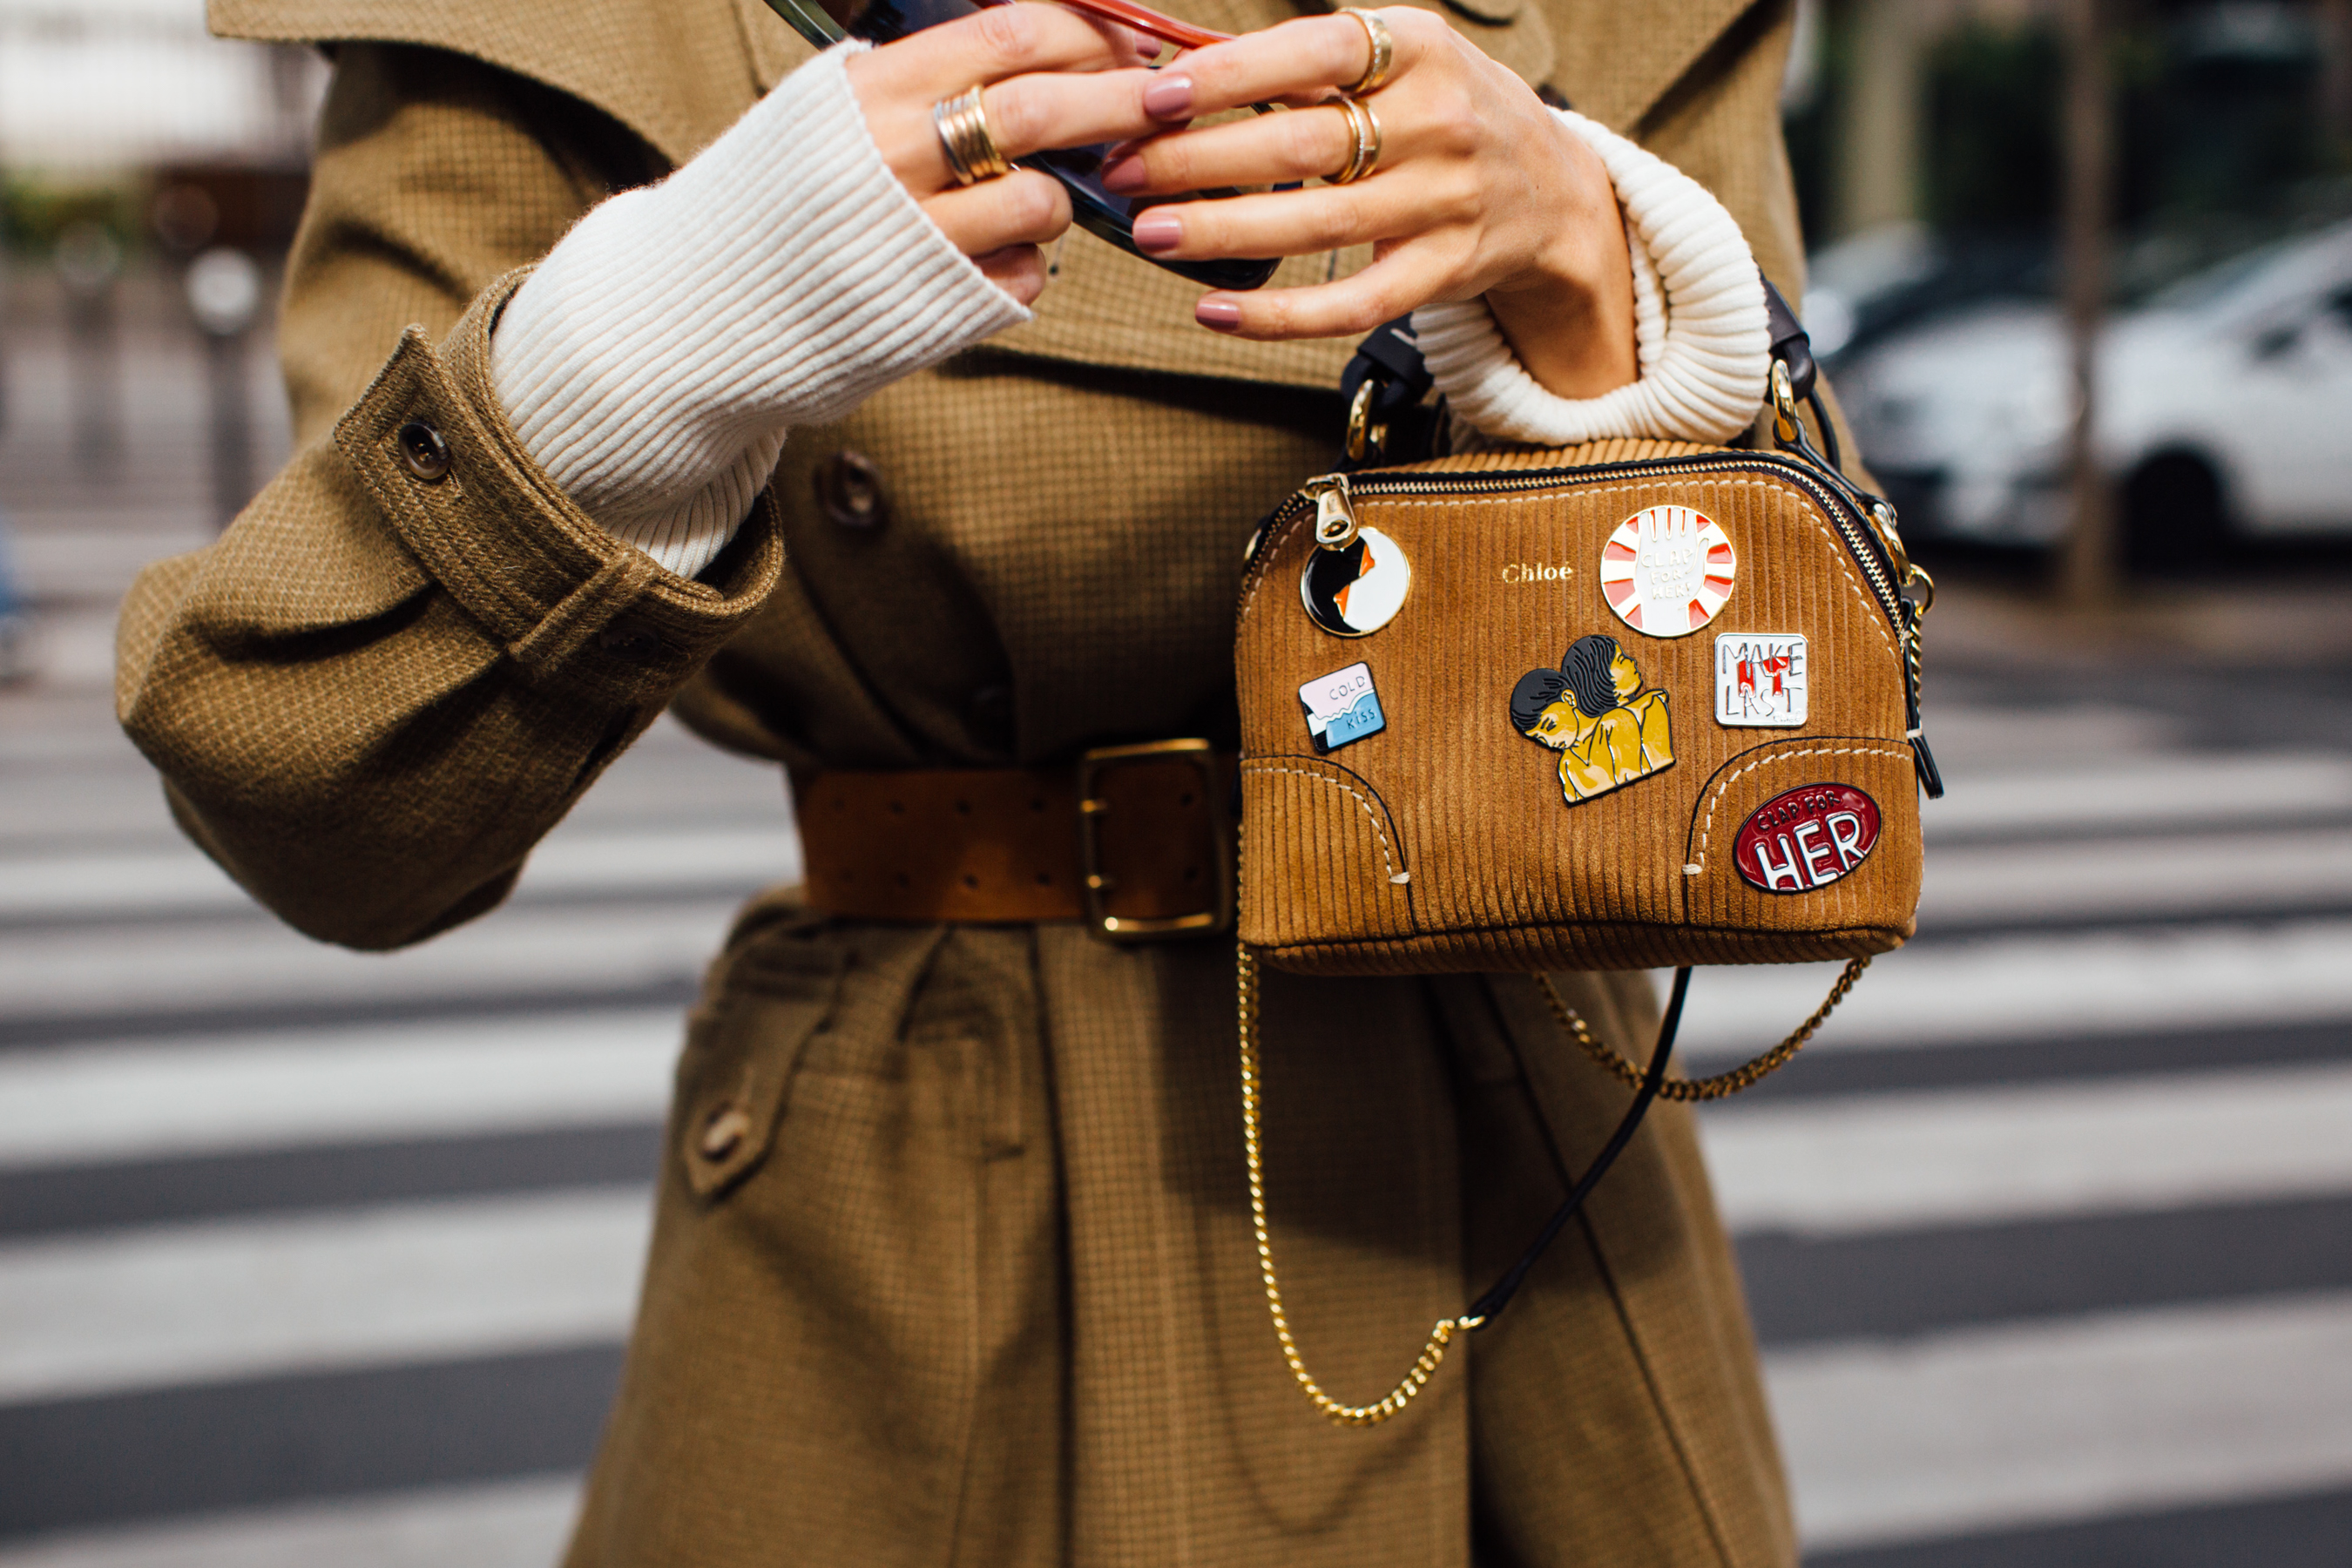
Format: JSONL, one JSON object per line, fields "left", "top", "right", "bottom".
{"left": 116, "top": 44, "right": 782, "bottom": 951}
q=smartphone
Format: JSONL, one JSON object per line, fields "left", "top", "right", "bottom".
{"left": 761, "top": 0, "right": 1282, "bottom": 291}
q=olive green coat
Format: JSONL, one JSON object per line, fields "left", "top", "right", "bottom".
{"left": 121, "top": 2, "right": 1811, "bottom": 1562}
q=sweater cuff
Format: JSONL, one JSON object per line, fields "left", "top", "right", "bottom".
{"left": 1417, "top": 107, "right": 1770, "bottom": 449}
{"left": 491, "top": 41, "right": 1030, "bottom": 578}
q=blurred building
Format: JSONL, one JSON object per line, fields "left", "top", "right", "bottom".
{"left": 1789, "top": 0, "right": 2352, "bottom": 249}
{"left": 0, "top": 0, "right": 319, "bottom": 175}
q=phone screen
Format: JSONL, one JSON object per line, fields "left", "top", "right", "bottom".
{"left": 763, "top": 0, "right": 1281, "bottom": 291}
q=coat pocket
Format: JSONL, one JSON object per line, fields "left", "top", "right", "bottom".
{"left": 674, "top": 909, "right": 849, "bottom": 1202}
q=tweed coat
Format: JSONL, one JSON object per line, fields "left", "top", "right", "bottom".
{"left": 120, "top": 1, "right": 1814, "bottom": 1563}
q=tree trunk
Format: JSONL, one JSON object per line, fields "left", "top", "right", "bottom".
{"left": 2057, "top": 0, "right": 2116, "bottom": 607}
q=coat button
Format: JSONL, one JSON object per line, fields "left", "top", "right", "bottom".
{"left": 813, "top": 449, "right": 888, "bottom": 530}
{"left": 396, "top": 420, "right": 451, "bottom": 482}
{"left": 597, "top": 618, "right": 667, "bottom": 661}
{"left": 698, "top": 1105, "right": 751, "bottom": 1160}
{"left": 969, "top": 684, "right": 1014, "bottom": 747}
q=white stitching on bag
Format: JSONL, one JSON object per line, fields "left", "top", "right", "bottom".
{"left": 1684, "top": 743, "right": 1913, "bottom": 875}
{"left": 1241, "top": 762, "right": 1408, "bottom": 884}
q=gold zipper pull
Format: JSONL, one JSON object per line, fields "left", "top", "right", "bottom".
{"left": 1309, "top": 475, "right": 1359, "bottom": 551}
{"left": 1869, "top": 499, "right": 1915, "bottom": 584}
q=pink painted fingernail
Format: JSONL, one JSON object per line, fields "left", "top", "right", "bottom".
{"left": 1142, "top": 74, "right": 1194, "bottom": 118}
{"left": 1195, "top": 297, "right": 1241, "bottom": 331}
{"left": 1099, "top": 156, "right": 1146, "bottom": 194}
{"left": 1132, "top": 212, "right": 1183, "bottom": 253}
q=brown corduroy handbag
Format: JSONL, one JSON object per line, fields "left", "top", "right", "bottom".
{"left": 1229, "top": 304, "right": 1943, "bottom": 1423}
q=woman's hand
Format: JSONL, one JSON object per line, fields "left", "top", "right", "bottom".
{"left": 842, "top": 6, "right": 1166, "bottom": 306}
{"left": 1097, "top": 9, "right": 1636, "bottom": 398}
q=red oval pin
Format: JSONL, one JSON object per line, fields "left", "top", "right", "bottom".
{"left": 1734, "top": 783, "right": 1882, "bottom": 894}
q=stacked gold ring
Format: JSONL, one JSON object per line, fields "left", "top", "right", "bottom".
{"left": 932, "top": 84, "right": 1013, "bottom": 186}
{"left": 1328, "top": 95, "right": 1383, "bottom": 185}
{"left": 1339, "top": 8, "right": 1396, "bottom": 95}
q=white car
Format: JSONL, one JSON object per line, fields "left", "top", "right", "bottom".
{"left": 1835, "top": 220, "right": 2352, "bottom": 565}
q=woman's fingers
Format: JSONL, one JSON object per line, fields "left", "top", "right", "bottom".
{"left": 848, "top": 5, "right": 1164, "bottom": 192}
{"left": 867, "top": 2, "right": 1146, "bottom": 100}
{"left": 977, "top": 69, "right": 1162, "bottom": 164}
{"left": 1194, "top": 249, "right": 1448, "bottom": 341}
{"left": 923, "top": 169, "right": 1073, "bottom": 258}
{"left": 1102, "top": 98, "right": 1403, "bottom": 194}
{"left": 970, "top": 243, "right": 1051, "bottom": 306}
{"left": 1138, "top": 10, "right": 1433, "bottom": 121}
{"left": 1128, "top": 176, "right": 1468, "bottom": 265}
{"left": 861, "top": 66, "right": 1163, "bottom": 193}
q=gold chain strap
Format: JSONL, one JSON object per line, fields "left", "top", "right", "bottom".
{"left": 1538, "top": 956, "right": 1869, "bottom": 1101}
{"left": 1241, "top": 943, "right": 1871, "bottom": 1425}
{"left": 1239, "top": 942, "right": 1480, "bottom": 1426}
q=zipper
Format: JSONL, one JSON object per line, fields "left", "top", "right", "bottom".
{"left": 1258, "top": 453, "right": 1904, "bottom": 634}
{"left": 1252, "top": 450, "right": 1943, "bottom": 796}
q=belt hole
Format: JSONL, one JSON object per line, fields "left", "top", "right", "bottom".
{"left": 889, "top": 800, "right": 904, "bottom": 814}
{"left": 1035, "top": 871, "right": 1052, "bottom": 885}
{"left": 895, "top": 872, "right": 910, "bottom": 888}
{"left": 962, "top": 874, "right": 979, "bottom": 889}
{"left": 955, "top": 799, "right": 971, "bottom": 814}
{"left": 1030, "top": 797, "right": 1046, "bottom": 812}
{"left": 1185, "top": 866, "right": 1200, "bottom": 882}
{"left": 1179, "top": 791, "right": 1194, "bottom": 807}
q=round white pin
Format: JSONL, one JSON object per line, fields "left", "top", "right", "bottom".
{"left": 1599, "top": 506, "right": 1735, "bottom": 637}
{"left": 1301, "top": 525, "right": 1412, "bottom": 638}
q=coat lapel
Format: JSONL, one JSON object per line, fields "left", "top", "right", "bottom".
{"left": 210, "top": 0, "right": 769, "bottom": 165}
{"left": 1538, "top": 0, "right": 1767, "bottom": 132}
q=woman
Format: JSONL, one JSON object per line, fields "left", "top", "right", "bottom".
{"left": 122, "top": 0, "right": 1808, "bottom": 1562}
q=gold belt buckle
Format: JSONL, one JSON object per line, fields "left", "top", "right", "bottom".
{"left": 1076, "top": 739, "right": 1234, "bottom": 944}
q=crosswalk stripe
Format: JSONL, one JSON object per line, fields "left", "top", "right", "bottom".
{"left": 0, "top": 902, "right": 737, "bottom": 1024}
{"left": 0, "top": 1190, "right": 648, "bottom": 1406}
{"left": 0, "top": 825, "right": 800, "bottom": 923}
{"left": 1738, "top": 1195, "right": 2352, "bottom": 1347}
{"left": 1699, "top": 1060, "right": 2352, "bottom": 1235}
{"left": 1920, "top": 828, "right": 2352, "bottom": 926}
{"left": 1767, "top": 1291, "right": 2352, "bottom": 1551}
{"left": 0, "top": 1011, "right": 679, "bottom": 1169}
{"left": 0, "top": 1477, "right": 581, "bottom": 1568}
{"left": 1925, "top": 753, "right": 2352, "bottom": 841}
{"left": 1673, "top": 916, "right": 2352, "bottom": 1060}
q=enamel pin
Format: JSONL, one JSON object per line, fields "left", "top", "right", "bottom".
{"left": 1734, "top": 783, "right": 1881, "bottom": 893}
{"left": 1601, "top": 506, "right": 1735, "bottom": 637}
{"left": 1299, "top": 662, "right": 1386, "bottom": 753}
{"left": 1509, "top": 634, "right": 1674, "bottom": 806}
{"left": 1301, "top": 526, "right": 1411, "bottom": 637}
{"left": 1713, "top": 632, "right": 1808, "bottom": 727}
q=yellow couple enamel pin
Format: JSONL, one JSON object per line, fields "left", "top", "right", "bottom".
{"left": 1511, "top": 634, "right": 1674, "bottom": 805}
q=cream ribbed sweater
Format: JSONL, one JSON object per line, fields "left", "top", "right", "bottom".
{"left": 490, "top": 44, "right": 1768, "bottom": 578}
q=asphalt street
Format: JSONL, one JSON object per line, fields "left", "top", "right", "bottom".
{"left": 3, "top": 262, "right": 2349, "bottom": 1565}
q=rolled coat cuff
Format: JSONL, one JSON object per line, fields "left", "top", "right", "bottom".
{"left": 334, "top": 268, "right": 783, "bottom": 707}
{"left": 1416, "top": 107, "right": 1772, "bottom": 449}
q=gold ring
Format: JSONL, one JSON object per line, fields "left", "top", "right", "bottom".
{"left": 1327, "top": 95, "right": 1382, "bottom": 185}
{"left": 932, "top": 84, "right": 1013, "bottom": 186}
{"left": 1339, "top": 8, "right": 1395, "bottom": 96}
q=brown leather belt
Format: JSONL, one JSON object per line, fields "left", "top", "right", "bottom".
{"left": 796, "top": 740, "right": 1235, "bottom": 941}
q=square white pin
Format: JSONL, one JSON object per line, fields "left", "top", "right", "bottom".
{"left": 1299, "top": 661, "right": 1386, "bottom": 753}
{"left": 1714, "top": 633, "right": 1808, "bottom": 727}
